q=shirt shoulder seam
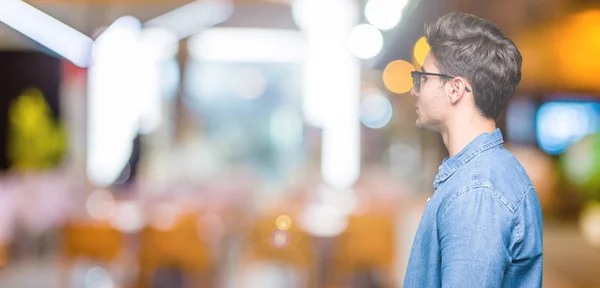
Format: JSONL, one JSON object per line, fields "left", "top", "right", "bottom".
{"left": 513, "top": 185, "right": 535, "bottom": 212}
{"left": 440, "top": 185, "right": 514, "bottom": 227}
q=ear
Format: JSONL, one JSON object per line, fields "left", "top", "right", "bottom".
{"left": 446, "top": 77, "right": 470, "bottom": 105}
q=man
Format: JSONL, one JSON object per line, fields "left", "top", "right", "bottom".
{"left": 404, "top": 12, "right": 543, "bottom": 287}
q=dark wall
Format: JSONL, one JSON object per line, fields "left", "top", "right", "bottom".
{"left": 0, "top": 51, "right": 61, "bottom": 170}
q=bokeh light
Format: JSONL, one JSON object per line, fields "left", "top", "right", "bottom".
{"left": 84, "top": 266, "right": 114, "bottom": 288}
{"left": 276, "top": 215, "right": 292, "bottom": 231}
{"left": 553, "top": 10, "right": 600, "bottom": 90}
{"left": 231, "top": 67, "right": 267, "bottom": 100}
{"left": 347, "top": 24, "right": 383, "bottom": 59}
{"left": 383, "top": 60, "right": 415, "bottom": 94}
{"left": 364, "top": 0, "right": 407, "bottom": 30}
{"left": 86, "top": 189, "right": 116, "bottom": 220}
{"left": 298, "top": 186, "right": 355, "bottom": 237}
{"left": 561, "top": 134, "right": 600, "bottom": 197}
{"left": 580, "top": 202, "right": 600, "bottom": 248}
{"left": 298, "top": 203, "right": 349, "bottom": 237}
{"left": 110, "top": 201, "right": 144, "bottom": 233}
{"left": 360, "top": 92, "right": 393, "bottom": 129}
{"left": 291, "top": 0, "right": 357, "bottom": 32}
{"left": 413, "top": 36, "right": 430, "bottom": 67}
{"left": 537, "top": 102, "right": 600, "bottom": 155}
{"left": 150, "top": 202, "right": 180, "bottom": 231}
{"left": 271, "top": 230, "right": 290, "bottom": 248}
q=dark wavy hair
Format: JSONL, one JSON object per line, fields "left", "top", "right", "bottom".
{"left": 426, "top": 12, "right": 522, "bottom": 120}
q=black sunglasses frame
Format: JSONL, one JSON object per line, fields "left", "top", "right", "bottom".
{"left": 410, "top": 71, "right": 471, "bottom": 92}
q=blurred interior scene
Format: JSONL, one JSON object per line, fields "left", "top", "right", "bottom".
{"left": 0, "top": 0, "right": 600, "bottom": 287}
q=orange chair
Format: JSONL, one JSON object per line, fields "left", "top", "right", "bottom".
{"left": 62, "top": 221, "right": 124, "bottom": 262}
{"left": 328, "top": 213, "right": 395, "bottom": 287}
{"left": 60, "top": 221, "right": 125, "bottom": 287}
{"left": 239, "top": 213, "right": 317, "bottom": 287}
{"left": 137, "top": 213, "right": 211, "bottom": 288}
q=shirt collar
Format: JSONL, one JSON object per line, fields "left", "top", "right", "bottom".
{"left": 433, "top": 128, "right": 504, "bottom": 190}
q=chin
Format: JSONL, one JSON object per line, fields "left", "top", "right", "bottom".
{"left": 415, "top": 118, "right": 434, "bottom": 131}
{"left": 415, "top": 118, "right": 426, "bottom": 130}
{"left": 416, "top": 123, "right": 428, "bottom": 131}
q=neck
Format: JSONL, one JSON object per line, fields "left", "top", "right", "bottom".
{"left": 440, "top": 115, "right": 496, "bottom": 157}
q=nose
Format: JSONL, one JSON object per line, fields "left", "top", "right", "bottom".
{"left": 411, "top": 87, "right": 418, "bottom": 99}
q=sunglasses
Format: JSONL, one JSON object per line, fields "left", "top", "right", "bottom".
{"left": 410, "top": 71, "right": 471, "bottom": 92}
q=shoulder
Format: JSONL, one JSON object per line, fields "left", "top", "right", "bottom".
{"left": 435, "top": 185, "right": 516, "bottom": 250}
{"left": 465, "top": 146, "right": 534, "bottom": 213}
{"left": 438, "top": 185, "right": 514, "bottom": 226}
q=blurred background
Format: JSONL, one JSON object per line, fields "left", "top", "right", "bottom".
{"left": 0, "top": 0, "right": 599, "bottom": 287}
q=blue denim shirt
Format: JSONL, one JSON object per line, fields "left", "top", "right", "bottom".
{"left": 404, "top": 129, "right": 543, "bottom": 288}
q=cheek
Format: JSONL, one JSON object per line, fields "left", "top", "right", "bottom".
{"left": 419, "top": 92, "right": 435, "bottom": 107}
{"left": 420, "top": 93, "right": 445, "bottom": 117}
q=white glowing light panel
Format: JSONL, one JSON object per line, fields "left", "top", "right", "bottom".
{"left": 189, "top": 28, "right": 306, "bottom": 63}
{"left": 0, "top": 0, "right": 93, "bottom": 67}
{"left": 87, "top": 16, "right": 142, "bottom": 187}
{"left": 293, "top": 0, "right": 361, "bottom": 189}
